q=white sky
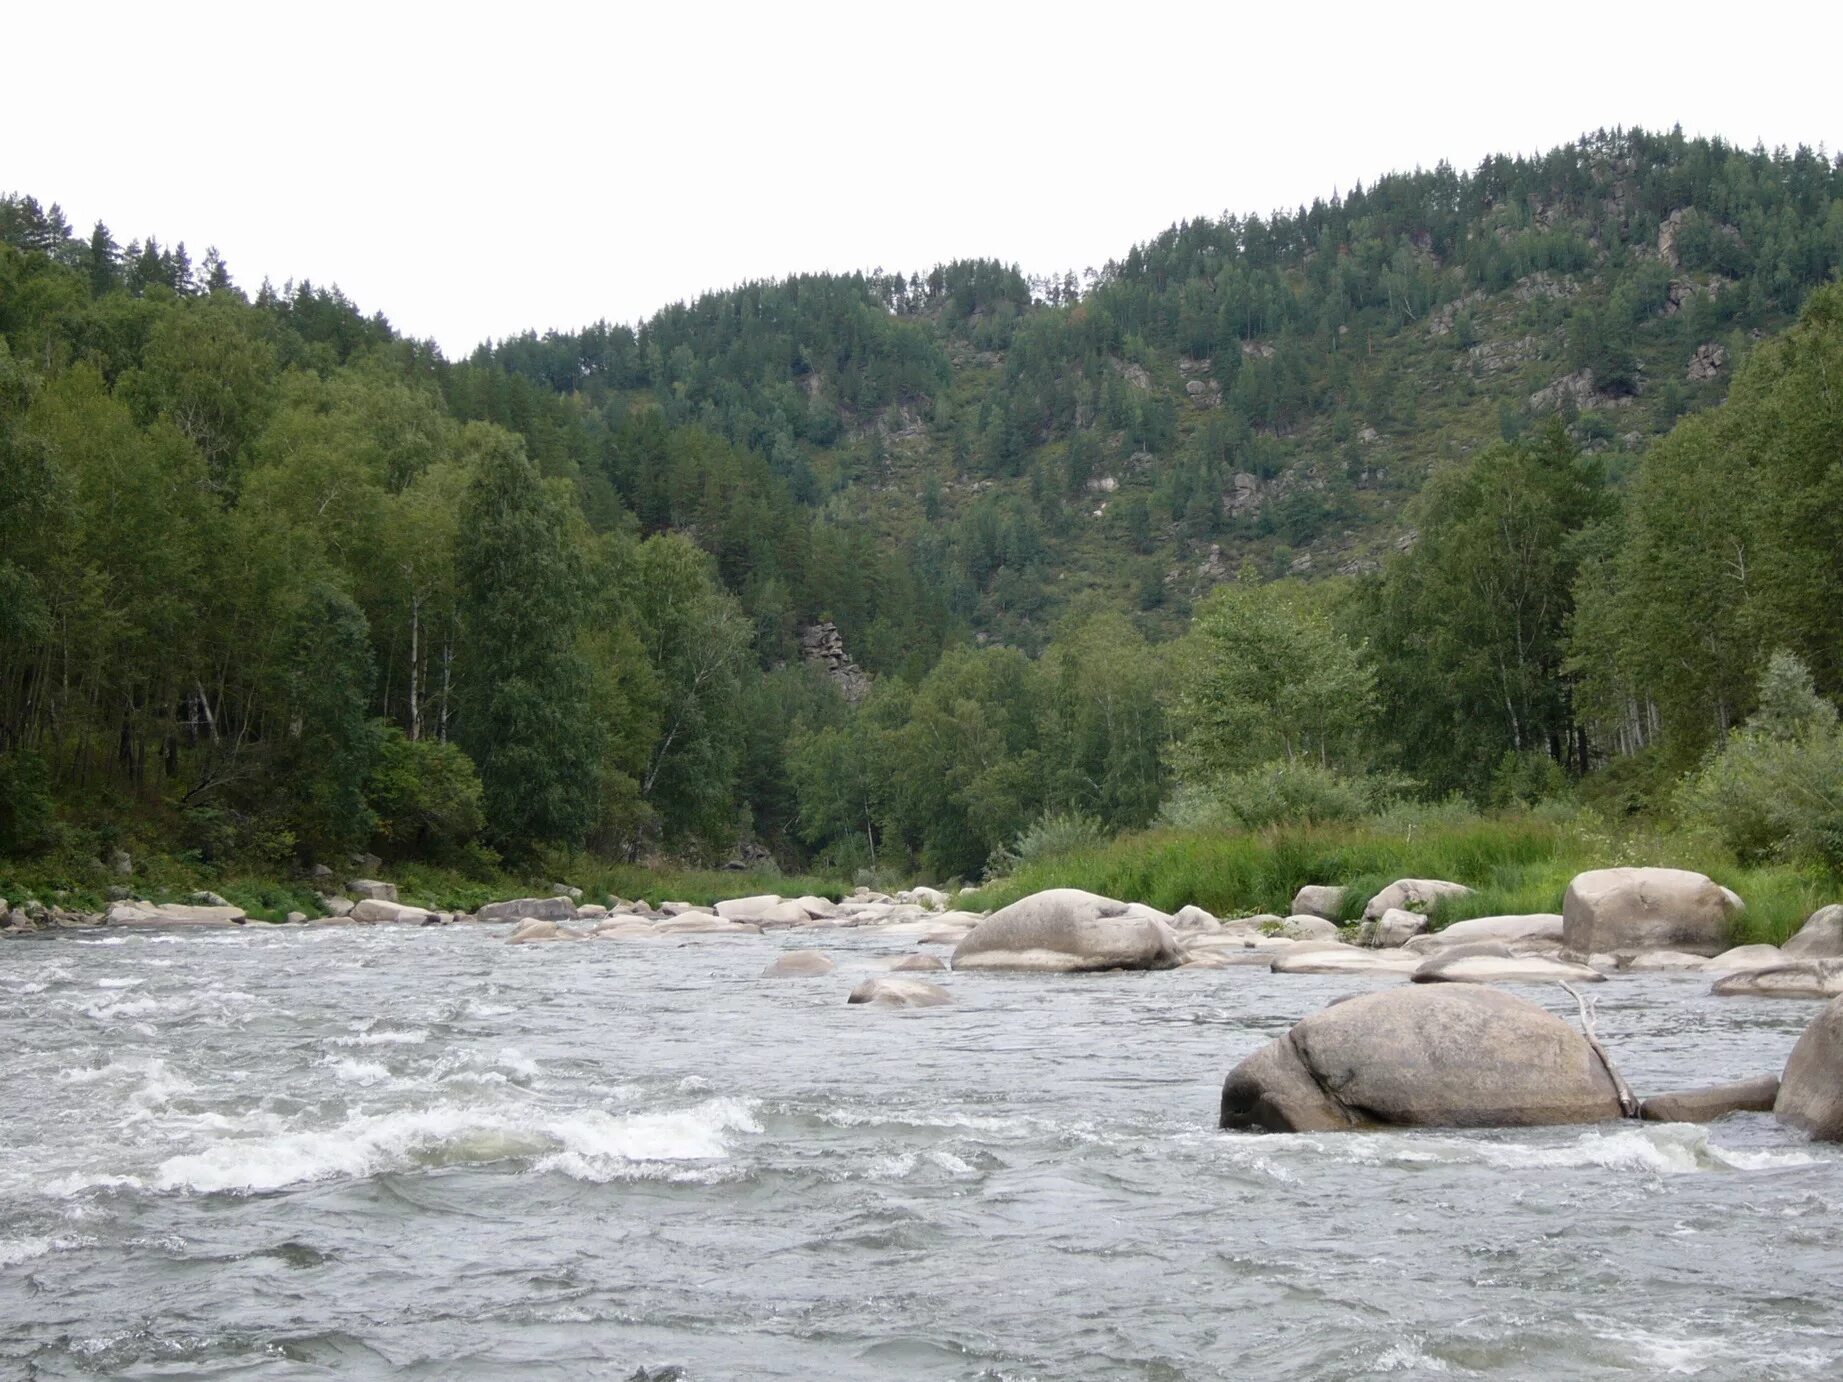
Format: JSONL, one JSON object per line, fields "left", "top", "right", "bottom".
{"left": 10, "top": 1, "right": 1840, "bottom": 357}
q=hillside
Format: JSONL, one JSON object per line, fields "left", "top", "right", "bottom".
{"left": 3, "top": 124, "right": 1842, "bottom": 885}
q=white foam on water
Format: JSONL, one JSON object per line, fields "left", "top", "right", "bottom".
{"left": 325, "top": 1057, "right": 392, "bottom": 1085}
{"left": 1371, "top": 1337, "right": 1451, "bottom": 1372}
{"left": 40, "top": 1172, "right": 146, "bottom": 1198}
{"left": 1282, "top": 1123, "right": 1825, "bottom": 1177}
{"left": 95, "top": 977, "right": 143, "bottom": 989}
{"left": 143, "top": 1095, "right": 761, "bottom": 1194}
{"left": 496, "top": 1047, "right": 539, "bottom": 1079}
{"left": 328, "top": 1027, "right": 429, "bottom": 1047}
{"left": 0, "top": 1236, "right": 52, "bottom": 1268}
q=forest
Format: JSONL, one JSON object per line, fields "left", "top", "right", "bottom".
{"left": 3, "top": 124, "right": 1842, "bottom": 897}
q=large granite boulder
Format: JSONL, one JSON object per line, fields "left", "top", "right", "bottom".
{"left": 951, "top": 889, "right": 1182, "bottom": 972}
{"left": 1290, "top": 885, "right": 1347, "bottom": 921}
{"left": 478, "top": 895, "right": 577, "bottom": 925}
{"left": 1782, "top": 905, "right": 1843, "bottom": 959}
{"left": 1561, "top": 868, "right": 1738, "bottom": 957}
{"left": 346, "top": 879, "right": 398, "bottom": 903}
{"left": 714, "top": 896, "right": 812, "bottom": 928}
{"left": 1712, "top": 961, "right": 1843, "bottom": 999}
{"left": 1775, "top": 996, "right": 1843, "bottom": 1140}
{"left": 1219, "top": 986, "right": 1624, "bottom": 1132}
{"left": 1362, "top": 879, "right": 1473, "bottom": 922}
{"left": 350, "top": 898, "right": 432, "bottom": 925}
{"left": 105, "top": 900, "right": 247, "bottom": 926}
{"left": 1641, "top": 1076, "right": 1780, "bottom": 1123}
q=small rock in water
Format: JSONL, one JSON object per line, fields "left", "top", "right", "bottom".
{"left": 762, "top": 950, "right": 835, "bottom": 977}
{"left": 1640, "top": 1076, "right": 1780, "bottom": 1123}
{"left": 848, "top": 977, "right": 953, "bottom": 1008}
{"left": 891, "top": 953, "right": 946, "bottom": 973}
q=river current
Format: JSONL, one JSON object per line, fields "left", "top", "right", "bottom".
{"left": 2, "top": 923, "right": 1840, "bottom": 1379}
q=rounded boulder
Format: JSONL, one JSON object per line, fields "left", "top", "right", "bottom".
{"left": 1220, "top": 985, "right": 1623, "bottom": 1133}
{"left": 951, "top": 888, "right": 1182, "bottom": 973}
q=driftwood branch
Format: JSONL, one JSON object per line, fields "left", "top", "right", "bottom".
{"left": 1561, "top": 981, "right": 1640, "bottom": 1118}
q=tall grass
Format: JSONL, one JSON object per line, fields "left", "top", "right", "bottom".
{"left": 960, "top": 814, "right": 1836, "bottom": 946}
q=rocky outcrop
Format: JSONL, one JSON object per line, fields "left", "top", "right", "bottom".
{"left": 847, "top": 977, "right": 953, "bottom": 1008}
{"left": 1686, "top": 342, "right": 1726, "bottom": 381}
{"left": 762, "top": 950, "right": 835, "bottom": 977}
{"left": 1782, "top": 905, "right": 1843, "bottom": 959}
{"left": 1290, "top": 885, "right": 1347, "bottom": 920}
{"left": 1362, "top": 879, "right": 1472, "bottom": 922}
{"left": 1219, "top": 986, "right": 1624, "bottom": 1133}
{"left": 951, "top": 889, "right": 1182, "bottom": 972}
{"left": 799, "top": 622, "right": 870, "bottom": 705}
{"left": 1562, "top": 868, "right": 1739, "bottom": 957}
{"left": 1775, "top": 996, "right": 1843, "bottom": 1140}
{"left": 478, "top": 896, "right": 577, "bottom": 925}
{"left": 1640, "top": 1076, "right": 1779, "bottom": 1123}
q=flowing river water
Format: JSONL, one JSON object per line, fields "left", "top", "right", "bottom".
{"left": 3, "top": 923, "right": 1841, "bottom": 1379}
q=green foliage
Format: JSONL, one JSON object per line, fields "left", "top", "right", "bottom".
{"left": 1160, "top": 762, "right": 1395, "bottom": 832}
{"left": 366, "top": 729, "right": 486, "bottom": 861}
{"left": 1678, "top": 653, "right": 1843, "bottom": 871}
{"left": 990, "top": 811, "right": 1110, "bottom": 875}
{"left": 0, "top": 750, "right": 57, "bottom": 856}
{"left": 1173, "top": 573, "right": 1373, "bottom": 779}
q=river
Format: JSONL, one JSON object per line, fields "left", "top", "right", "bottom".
{"left": 2, "top": 923, "right": 1839, "bottom": 1378}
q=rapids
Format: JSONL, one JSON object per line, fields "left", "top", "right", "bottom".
{"left": 3, "top": 924, "right": 1840, "bottom": 1378}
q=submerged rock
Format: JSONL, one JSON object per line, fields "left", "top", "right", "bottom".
{"left": 1269, "top": 944, "right": 1421, "bottom": 976}
{"left": 1561, "top": 867, "right": 1738, "bottom": 957}
{"left": 1220, "top": 986, "right": 1624, "bottom": 1133}
{"left": 507, "top": 919, "right": 587, "bottom": 944}
{"left": 1776, "top": 995, "right": 1843, "bottom": 1140}
{"left": 1641, "top": 1076, "right": 1780, "bottom": 1123}
{"left": 762, "top": 950, "right": 836, "bottom": 977}
{"left": 890, "top": 953, "right": 947, "bottom": 973}
{"left": 951, "top": 889, "right": 1182, "bottom": 972}
{"left": 1411, "top": 945, "right": 1604, "bottom": 985}
{"left": 847, "top": 977, "right": 953, "bottom": 1008}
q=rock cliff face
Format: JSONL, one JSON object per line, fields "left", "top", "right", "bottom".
{"left": 800, "top": 622, "right": 870, "bottom": 704}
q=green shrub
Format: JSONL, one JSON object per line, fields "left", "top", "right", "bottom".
{"left": 366, "top": 729, "right": 486, "bottom": 862}
{"left": 1161, "top": 762, "right": 1398, "bottom": 832}
{"left": 0, "top": 749, "right": 56, "bottom": 856}
{"left": 1677, "top": 653, "right": 1843, "bottom": 872}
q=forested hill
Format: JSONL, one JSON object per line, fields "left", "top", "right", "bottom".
{"left": 4, "top": 125, "right": 1843, "bottom": 884}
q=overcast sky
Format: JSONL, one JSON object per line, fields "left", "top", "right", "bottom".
{"left": 11, "top": 2, "right": 1840, "bottom": 356}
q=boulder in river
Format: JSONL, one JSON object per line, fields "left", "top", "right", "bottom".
{"left": 105, "top": 900, "right": 247, "bottom": 926}
{"left": 1561, "top": 867, "right": 1738, "bottom": 957}
{"left": 1219, "top": 986, "right": 1624, "bottom": 1133}
{"left": 478, "top": 896, "right": 577, "bottom": 925}
{"left": 1703, "top": 944, "right": 1786, "bottom": 972}
{"left": 762, "top": 950, "right": 835, "bottom": 977}
{"left": 1359, "top": 908, "right": 1428, "bottom": 949}
{"left": 1290, "top": 884, "right": 1347, "bottom": 920}
{"left": 714, "top": 896, "right": 811, "bottom": 928}
{"left": 350, "top": 899, "right": 432, "bottom": 925}
{"left": 951, "top": 889, "right": 1182, "bottom": 972}
{"left": 1775, "top": 995, "right": 1843, "bottom": 1140}
{"left": 1405, "top": 914, "right": 1564, "bottom": 952}
{"left": 1640, "top": 1076, "right": 1780, "bottom": 1123}
{"left": 847, "top": 977, "right": 953, "bottom": 1008}
{"left": 891, "top": 953, "right": 947, "bottom": 972}
{"left": 1362, "top": 879, "right": 1472, "bottom": 922}
{"left": 1712, "top": 960, "right": 1843, "bottom": 999}
{"left": 1170, "top": 905, "right": 1221, "bottom": 932}
{"left": 1782, "top": 905, "right": 1843, "bottom": 959}
{"left": 1412, "top": 944, "right": 1604, "bottom": 985}
{"left": 507, "top": 919, "right": 586, "bottom": 944}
